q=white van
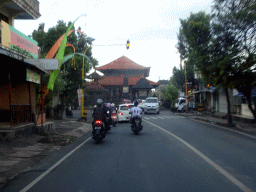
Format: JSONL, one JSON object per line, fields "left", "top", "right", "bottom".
{"left": 144, "top": 97, "right": 160, "bottom": 114}
{"left": 175, "top": 97, "right": 187, "bottom": 112}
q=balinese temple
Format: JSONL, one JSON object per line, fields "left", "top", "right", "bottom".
{"left": 85, "top": 70, "right": 108, "bottom": 106}
{"left": 89, "top": 56, "right": 158, "bottom": 103}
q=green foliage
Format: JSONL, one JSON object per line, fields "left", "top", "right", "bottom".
{"left": 163, "top": 84, "right": 179, "bottom": 108}
{"left": 177, "top": 1, "right": 256, "bottom": 123}
{"left": 11, "top": 45, "right": 34, "bottom": 58}
{"left": 170, "top": 64, "right": 195, "bottom": 91}
{"left": 170, "top": 66, "right": 184, "bottom": 90}
{"left": 31, "top": 20, "right": 97, "bottom": 106}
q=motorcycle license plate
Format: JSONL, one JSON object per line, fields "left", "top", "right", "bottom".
{"left": 135, "top": 119, "right": 140, "bottom": 122}
{"left": 95, "top": 127, "right": 101, "bottom": 129}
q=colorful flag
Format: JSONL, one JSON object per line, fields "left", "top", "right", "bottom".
{"left": 47, "top": 17, "right": 80, "bottom": 91}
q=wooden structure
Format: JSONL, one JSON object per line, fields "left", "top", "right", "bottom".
{"left": 93, "top": 56, "right": 158, "bottom": 102}
{"left": 85, "top": 70, "right": 108, "bottom": 106}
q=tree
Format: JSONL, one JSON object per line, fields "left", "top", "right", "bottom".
{"left": 177, "top": 11, "right": 239, "bottom": 126}
{"left": 163, "top": 84, "right": 179, "bottom": 109}
{"left": 32, "top": 20, "right": 96, "bottom": 106}
{"left": 212, "top": 0, "right": 256, "bottom": 122}
{"left": 170, "top": 66, "right": 185, "bottom": 90}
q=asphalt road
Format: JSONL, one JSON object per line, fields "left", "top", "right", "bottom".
{"left": 2, "top": 111, "right": 256, "bottom": 192}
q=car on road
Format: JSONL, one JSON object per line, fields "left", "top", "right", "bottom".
{"left": 138, "top": 99, "right": 146, "bottom": 111}
{"left": 121, "top": 99, "right": 131, "bottom": 104}
{"left": 117, "top": 103, "right": 134, "bottom": 122}
{"left": 144, "top": 97, "right": 160, "bottom": 114}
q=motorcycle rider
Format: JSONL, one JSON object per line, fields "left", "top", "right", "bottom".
{"left": 102, "top": 102, "right": 112, "bottom": 130}
{"left": 66, "top": 104, "right": 72, "bottom": 117}
{"left": 111, "top": 103, "right": 117, "bottom": 125}
{"left": 129, "top": 100, "right": 142, "bottom": 128}
{"left": 92, "top": 99, "right": 106, "bottom": 134}
{"left": 111, "top": 103, "right": 116, "bottom": 113}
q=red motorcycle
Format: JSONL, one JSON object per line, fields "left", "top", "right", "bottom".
{"left": 92, "top": 120, "right": 106, "bottom": 143}
{"left": 111, "top": 112, "right": 117, "bottom": 127}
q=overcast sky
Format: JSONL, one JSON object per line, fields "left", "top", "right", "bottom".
{"left": 15, "top": 0, "right": 212, "bottom": 82}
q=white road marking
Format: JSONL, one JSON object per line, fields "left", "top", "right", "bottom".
{"left": 20, "top": 137, "right": 92, "bottom": 192}
{"left": 144, "top": 120, "right": 253, "bottom": 192}
{"left": 163, "top": 116, "right": 176, "bottom": 118}
{"left": 143, "top": 116, "right": 178, "bottom": 120}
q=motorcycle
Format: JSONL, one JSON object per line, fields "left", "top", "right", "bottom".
{"left": 131, "top": 115, "right": 143, "bottom": 135}
{"left": 92, "top": 120, "right": 106, "bottom": 143}
{"left": 105, "top": 110, "right": 111, "bottom": 131}
{"left": 111, "top": 112, "right": 117, "bottom": 127}
{"left": 65, "top": 107, "right": 73, "bottom": 118}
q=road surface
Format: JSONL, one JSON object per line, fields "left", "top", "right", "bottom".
{"left": 2, "top": 110, "right": 256, "bottom": 192}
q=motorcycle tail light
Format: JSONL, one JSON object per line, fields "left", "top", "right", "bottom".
{"left": 118, "top": 112, "right": 123, "bottom": 115}
{"left": 95, "top": 120, "right": 103, "bottom": 127}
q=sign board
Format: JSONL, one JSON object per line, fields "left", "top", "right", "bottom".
{"left": 24, "top": 59, "right": 59, "bottom": 70}
{"left": 26, "top": 68, "right": 41, "bottom": 84}
{"left": 123, "top": 86, "right": 129, "bottom": 93}
{"left": 194, "top": 70, "right": 202, "bottom": 79}
{"left": 180, "top": 92, "right": 185, "bottom": 97}
{"left": 1, "top": 21, "right": 38, "bottom": 58}
{"left": 77, "top": 89, "right": 82, "bottom": 106}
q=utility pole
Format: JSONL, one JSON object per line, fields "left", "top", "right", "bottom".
{"left": 81, "top": 46, "right": 91, "bottom": 120}
{"left": 184, "top": 60, "right": 188, "bottom": 113}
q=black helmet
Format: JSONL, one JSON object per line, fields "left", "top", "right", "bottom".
{"left": 134, "top": 100, "right": 138, "bottom": 106}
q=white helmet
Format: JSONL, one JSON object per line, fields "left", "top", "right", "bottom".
{"left": 96, "top": 99, "right": 103, "bottom": 107}
{"left": 97, "top": 99, "right": 103, "bottom": 104}
{"left": 111, "top": 103, "right": 115, "bottom": 108}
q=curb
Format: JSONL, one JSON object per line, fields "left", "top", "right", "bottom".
{"left": 0, "top": 122, "right": 92, "bottom": 189}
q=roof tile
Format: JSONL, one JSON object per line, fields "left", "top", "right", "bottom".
{"left": 95, "top": 76, "right": 158, "bottom": 86}
{"left": 96, "top": 56, "right": 147, "bottom": 70}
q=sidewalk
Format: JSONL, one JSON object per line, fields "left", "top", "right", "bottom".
{"left": 0, "top": 118, "right": 92, "bottom": 188}
{"left": 175, "top": 111, "right": 256, "bottom": 135}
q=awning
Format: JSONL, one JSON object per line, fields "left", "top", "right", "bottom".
{"left": 191, "top": 89, "right": 210, "bottom": 94}
{"left": 233, "top": 87, "right": 256, "bottom": 97}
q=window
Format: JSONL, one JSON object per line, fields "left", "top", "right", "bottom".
{"left": 146, "top": 99, "right": 158, "bottom": 103}
{"left": 120, "top": 105, "right": 134, "bottom": 110}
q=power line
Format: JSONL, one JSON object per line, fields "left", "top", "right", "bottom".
{"left": 92, "top": 44, "right": 126, "bottom": 46}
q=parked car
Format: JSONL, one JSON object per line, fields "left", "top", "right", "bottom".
{"left": 144, "top": 97, "right": 160, "bottom": 114}
{"left": 175, "top": 97, "right": 187, "bottom": 112}
{"left": 117, "top": 103, "right": 134, "bottom": 122}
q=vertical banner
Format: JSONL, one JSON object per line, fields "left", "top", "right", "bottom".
{"left": 77, "top": 89, "right": 82, "bottom": 106}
